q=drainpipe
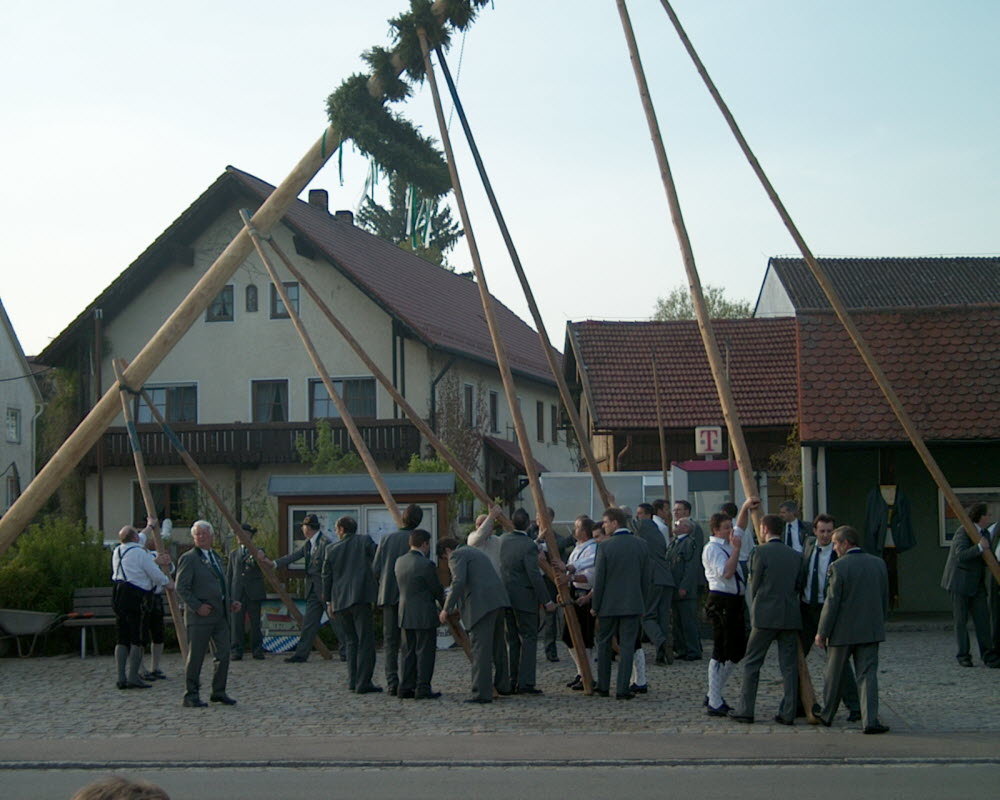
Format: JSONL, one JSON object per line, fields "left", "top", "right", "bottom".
{"left": 429, "top": 355, "right": 457, "bottom": 434}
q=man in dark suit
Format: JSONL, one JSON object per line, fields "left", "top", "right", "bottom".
{"left": 778, "top": 501, "right": 806, "bottom": 554}
{"left": 324, "top": 515, "right": 381, "bottom": 693}
{"left": 667, "top": 517, "right": 702, "bottom": 660}
{"left": 592, "top": 506, "right": 651, "bottom": 699}
{"left": 175, "top": 520, "right": 238, "bottom": 707}
{"left": 939, "top": 502, "right": 998, "bottom": 667}
{"left": 799, "top": 514, "right": 860, "bottom": 720}
{"left": 394, "top": 529, "right": 444, "bottom": 699}
{"left": 440, "top": 537, "right": 511, "bottom": 703}
{"left": 815, "top": 525, "right": 890, "bottom": 733}
{"left": 226, "top": 523, "right": 267, "bottom": 661}
{"left": 636, "top": 503, "right": 675, "bottom": 665}
{"left": 373, "top": 504, "right": 423, "bottom": 695}
{"left": 268, "top": 513, "right": 333, "bottom": 663}
{"left": 532, "top": 506, "right": 574, "bottom": 664}
{"left": 498, "top": 508, "right": 555, "bottom": 695}
{"left": 730, "top": 513, "right": 802, "bottom": 725}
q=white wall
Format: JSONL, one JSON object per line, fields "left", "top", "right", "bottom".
{"left": 0, "top": 304, "right": 40, "bottom": 513}
{"left": 753, "top": 266, "right": 795, "bottom": 318}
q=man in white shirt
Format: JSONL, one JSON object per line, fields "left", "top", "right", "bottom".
{"left": 467, "top": 505, "right": 503, "bottom": 577}
{"left": 652, "top": 500, "right": 671, "bottom": 546}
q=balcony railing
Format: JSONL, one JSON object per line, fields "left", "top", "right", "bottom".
{"left": 87, "top": 420, "right": 421, "bottom": 470}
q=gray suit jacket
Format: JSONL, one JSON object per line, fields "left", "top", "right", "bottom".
{"left": 323, "top": 533, "right": 377, "bottom": 612}
{"left": 666, "top": 533, "right": 701, "bottom": 594}
{"left": 498, "top": 531, "right": 549, "bottom": 613}
{"left": 373, "top": 529, "right": 414, "bottom": 606}
{"left": 444, "top": 545, "right": 510, "bottom": 629}
{"left": 176, "top": 548, "right": 228, "bottom": 627}
{"left": 940, "top": 526, "right": 990, "bottom": 596}
{"left": 818, "top": 548, "right": 889, "bottom": 646}
{"left": 592, "top": 531, "right": 651, "bottom": 617}
{"left": 799, "top": 536, "right": 838, "bottom": 602}
{"left": 394, "top": 550, "right": 444, "bottom": 630}
{"left": 227, "top": 545, "right": 266, "bottom": 602}
{"left": 748, "top": 540, "right": 803, "bottom": 630}
{"left": 636, "top": 518, "right": 675, "bottom": 587}
{"left": 275, "top": 534, "right": 328, "bottom": 598}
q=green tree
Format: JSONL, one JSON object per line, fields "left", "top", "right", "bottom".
{"left": 653, "top": 284, "right": 752, "bottom": 320}
{"left": 294, "top": 419, "right": 364, "bottom": 474}
{"left": 356, "top": 174, "right": 463, "bottom": 267}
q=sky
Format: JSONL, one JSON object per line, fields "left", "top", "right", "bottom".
{"left": 2, "top": 0, "right": 998, "bottom": 358}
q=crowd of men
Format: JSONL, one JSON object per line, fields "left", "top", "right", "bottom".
{"left": 110, "top": 495, "right": 1000, "bottom": 731}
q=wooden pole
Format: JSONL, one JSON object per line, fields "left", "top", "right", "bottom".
{"left": 650, "top": 352, "right": 671, "bottom": 517}
{"left": 239, "top": 212, "right": 472, "bottom": 661}
{"left": 111, "top": 360, "right": 189, "bottom": 661}
{"left": 432, "top": 45, "right": 616, "bottom": 512}
{"left": 417, "top": 28, "right": 593, "bottom": 693}
{"left": 655, "top": 0, "right": 1000, "bottom": 581}
{"left": 614, "top": 1, "right": 763, "bottom": 531}
{"left": 0, "top": 126, "right": 341, "bottom": 558}
{"left": 123, "top": 366, "right": 333, "bottom": 660}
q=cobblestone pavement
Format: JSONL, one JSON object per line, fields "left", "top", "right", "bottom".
{"left": 1, "top": 628, "right": 996, "bottom": 743}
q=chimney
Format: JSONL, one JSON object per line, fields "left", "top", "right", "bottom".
{"left": 335, "top": 209, "right": 354, "bottom": 225}
{"left": 308, "top": 189, "right": 329, "bottom": 212}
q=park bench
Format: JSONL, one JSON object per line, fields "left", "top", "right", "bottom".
{"left": 64, "top": 587, "right": 178, "bottom": 658}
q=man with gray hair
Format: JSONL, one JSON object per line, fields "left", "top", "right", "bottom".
{"left": 175, "top": 520, "right": 239, "bottom": 707}
{"left": 778, "top": 501, "right": 806, "bottom": 553}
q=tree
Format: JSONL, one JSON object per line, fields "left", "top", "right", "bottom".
{"left": 653, "top": 284, "right": 752, "bottom": 321}
{"left": 294, "top": 419, "right": 364, "bottom": 474}
{"left": 356, "top": 174, "right": 463, "bottom": 268}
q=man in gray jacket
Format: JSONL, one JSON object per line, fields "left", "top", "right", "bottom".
{"left": 394, "top": 529, "right": 444, "bottom": 699}
{"left": 592, "top": 506, "right": 651, "bottom": 699}
{"left": 373, "top": 504, "right": 423, "bottom": 695}
{"left": 816, "top": 525, "right": 890, "bottom": 733}
{"left": 323, "top": 516, "right": 380, "bottom": 693}
{"left": 667, "top": 517, "right": 703, "bottom": 661}
{"left": 730, "top": 513, "right": 802, "bottom": 725}
{"left": 498, "top": 508, "right": 555, "bottom": 694}
{"left": 226, "top": 523, "right": 267, "bottom": 661}
{"left": 440, "top": 538, "right": 511, "bottom": 703}
{"left": 636, "top": 503, "right": 675, "bottom": 665}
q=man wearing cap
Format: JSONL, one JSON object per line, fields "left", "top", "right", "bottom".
{"left": 227, "top": 523, "right": 268, "bottom": 661}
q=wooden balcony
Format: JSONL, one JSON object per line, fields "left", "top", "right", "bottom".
{"left": 86, "top": 420, "right": 422, "bottom": 470}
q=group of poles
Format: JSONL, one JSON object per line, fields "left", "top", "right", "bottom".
{"left": 0, "top": 0, "right": 997, "bottom": 702}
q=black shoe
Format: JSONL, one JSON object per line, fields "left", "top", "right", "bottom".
{"left": 848, "top": 710, "right": 862, "bottom": 722}
{"left": 546, "top": 650, "right": 560, "bottom": 663}
{"left": 706, "top": 702, "right": 731, "bottom": 717}
{"left": 150, "top": 670, "right": 167, "bottom": 679}
{"left": 616, "top": 692, "right": 636, "bottom": 700}
{"left": 595, "top": 689, "right": 610, "bottom": 697}
{"left": 566, "top": 675, "right": 582, "bottom": 688}
{"left": 464, "top": 697, "right": 492, "bottom": 704}
{"left": 210, "top": 694, "right": 237, "bottom": 705}
{"left": 284, "top": 655, "right": 308, "bottom": 663}
{"left": 629, "top": 683, "right": 648, "bottom": 694}
{"left": 231, "top": 653, "right": 243, "bottom": 661}
{"left": 388, "top": 686, "right": 398, "bottom": 696}
{"left": 863, "top": 724, "right": 890, "bottom": 735}
{"left": 518, "top": 687, "right": 543, "bottom": 695}
{"left": 495, "top": 689, "right": 514, "bottom": 696}
{"left": 139, "top": 671, "right": 157, "bottom": 681}
{"left": 729, "top": 711, "right": 754, "bottom": 724}
{"left": 126, "top": 680, "right": 152, "bottom": 689}
{"left": 958, "top": 656, "right": 973, "bottom": 667}
{"left": 773, "top": 715, "right": 794, "bottom": 726}
{"left": 252, "top": 651, "right": 265, "bottom": 660}
{"left": 398, "top": 690, "right": 415, "bottom": 699}
{"left": 681, "top": 654, "right": 702, "bottom": 661}
{"left": 356, "top": 685, "right": 384, "bottom": 694}
{"left": 415, "top": 691, "right": 442, "bottom": 700}
{"left": 183, "top": 697, "right": 208, "bottom": 708}
{"left": 116, "top": 681, "right": 128, "bottom": 690}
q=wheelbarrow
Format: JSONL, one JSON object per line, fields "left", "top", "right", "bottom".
{"left": 0, "top": 609, "right": 62, "bottom": 657}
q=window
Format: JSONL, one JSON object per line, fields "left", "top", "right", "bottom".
{"left": 551, "top": 404, "right": 559, "bottom": 444}
{"left": 310, "top": 378, "right": 376, "bottom": 419}
{"left": 270, "top": 282, "right": 299, "bottom": 319}
{"left": 245, "top": 284, "right": 258, "bottom": 313}
{"left": 463, "top": 384, "right": 475, "bottom": 428}
{"left": 136, "top": 385, "right": 197, "bottom": 423}
{"left": 5, "top": 407, "right": 21, "bottom": 443}
{"left": 206, "top": 285, "right": 234, "bottom": 322}
{"left": 489, "top": 391, "right": 499, "bottom": 433}
{"left": 252, "top": 380, "right": 289, "bottom": 423}
{"left": 536, "top": 401, "right": 545, "bottom": 442}
{"left": 135, "top": 481, "right": 198, "bottom": 528}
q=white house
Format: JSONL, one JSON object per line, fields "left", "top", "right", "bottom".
{"left": 0, "top": 298, "right": 43, "bottom": 515}
{"left": 38, "top": 167, "right": 576, "bottom": 541}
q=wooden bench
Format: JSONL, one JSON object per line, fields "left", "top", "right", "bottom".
{"left": 64, "top": 587, "right": 178, "bottom": 658}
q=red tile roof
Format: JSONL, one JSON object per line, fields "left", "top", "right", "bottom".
{"left": 566, "top": 319, "right": 797, "bottom": 431}
{"left": 797, "top": 307, "right": 1000, "bottom": 442}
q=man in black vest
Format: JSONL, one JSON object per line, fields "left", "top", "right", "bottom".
{"left": 394, "top": 529, "right": 444, "bottom": 699}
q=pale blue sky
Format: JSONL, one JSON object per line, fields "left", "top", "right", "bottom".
{"left": 2, "top": 1, "right": 997, "bottom": 356}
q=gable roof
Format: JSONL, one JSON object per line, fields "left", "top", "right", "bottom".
{"left": 39, "top": 167, "right": 557, "bottom": 385}
{"left": 797, "top": 306, "right": 1000, "bottom": 443}
{"left": 759, "top": 256, "right": 1000, "bottom": 313}
{"left": 565, "top": 319, "right": 797, "bottom": 431}
{"left": 0, "top": 298, "right": 43, "bottom": 405}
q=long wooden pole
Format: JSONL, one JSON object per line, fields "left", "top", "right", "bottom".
{"left": 656, "top": 0, "right": 1000, "bottom": 581}
{"left": 650, "top": 352, "right": 671, "bottom": 512}
{"left": 0, "top": 127, "right": 340, "bottom": 558}
{"left": 123, "top": 367, "right": 333, "bottom": 660}
{"left": 432, "top": 46, "right": 615, "bottom": 512}
{"left": 614, "top": 1, "right": 763, "bottom": 531}
{"left": 111, "top": 360, "right": 189, "bottom": 660}
{"left": 240, "top": 212, "right": 472, "bottom": 661}
{"left": 417, "top": 28, "right": 593, "bottom": 694}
